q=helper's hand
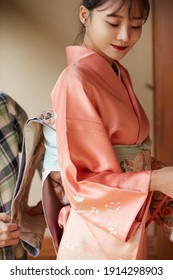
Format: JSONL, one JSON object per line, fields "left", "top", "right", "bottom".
{"left": 0, "top": 213, "right": 21, "bottom": 248}
{"left": 151, "top": 166, "right": 173, "bottom": 198}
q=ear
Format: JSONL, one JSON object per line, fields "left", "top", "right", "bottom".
{"left": 79, "top": 5, "right": 89, "bottom": 25}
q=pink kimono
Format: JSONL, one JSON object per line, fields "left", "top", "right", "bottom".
{"left": 51, "top": 46, "right": 152, "bottom": 260}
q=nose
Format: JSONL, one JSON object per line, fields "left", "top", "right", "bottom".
{"left": 116, "top": 25, "right": 130, "bottom": 43}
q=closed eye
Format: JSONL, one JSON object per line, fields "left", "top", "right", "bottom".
{"left": 107, "top": 21, "right": 119, "bottom": 28}
{"left": 131, "top": 25, "right": 142, "bottom": 30}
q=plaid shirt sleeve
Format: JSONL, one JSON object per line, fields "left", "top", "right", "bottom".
{"left": 0, "top": 92, "right": 28, "bottom": 211}
{"left": 6, "top": 94, "right": 28, "bottom": 152}
{"left": 0, "top": 92, "right": 28, "bottom": 259}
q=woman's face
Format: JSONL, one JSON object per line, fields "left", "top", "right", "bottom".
{"left": 81, "top": 0, "right": 144, "bottom": 63}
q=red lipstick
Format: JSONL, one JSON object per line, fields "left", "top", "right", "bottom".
{"left": 111, "top": 44, "right": 128, "bottom": 51}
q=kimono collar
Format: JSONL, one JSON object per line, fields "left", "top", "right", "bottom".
{"left": 65, "top": 46, "right": 117, "bottom": 73}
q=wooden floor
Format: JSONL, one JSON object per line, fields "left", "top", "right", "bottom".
{"left": 28, "top": 236, "right": 56, "bottom": 260}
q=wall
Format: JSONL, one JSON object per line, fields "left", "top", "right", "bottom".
{"left": 0, "top": 1, "right": 66, "bottom": 117}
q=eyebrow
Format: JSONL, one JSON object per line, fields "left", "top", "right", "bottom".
{"left": 106, "top": 13, "right": 143, "bottom": 20}
{"left": 107, "top": 13, "right": 123, "bottom": 18}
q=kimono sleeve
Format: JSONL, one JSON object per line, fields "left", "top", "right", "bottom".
{"left": 52, "top": 70, "right": 152, "bottom": 242}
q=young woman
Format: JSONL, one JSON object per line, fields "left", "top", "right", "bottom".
{"left": 51, "top": 0, "right": 173, "bottom": 259}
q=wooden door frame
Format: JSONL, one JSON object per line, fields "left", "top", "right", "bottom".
{"left": 152, "top": 0, "right": 173, "bottom": 259}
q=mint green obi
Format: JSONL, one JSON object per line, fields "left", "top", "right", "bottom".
{"left": 113, "top": 137, "right": 152, "bottom": 173}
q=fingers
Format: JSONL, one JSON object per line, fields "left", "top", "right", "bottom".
{"left": 151, "top": 167, "right": 173, "bottom": 198}
{"left": 0, "top": 220, "right": 21, "bottom": 248}
{"left": 0, "top": 212, "right": 11, "bottom": 223}
{"left": 0, "top": 236, "right": 20, "bottom": 247}
{"left": 0, "top": 220, "right": 18, "bottom": 230}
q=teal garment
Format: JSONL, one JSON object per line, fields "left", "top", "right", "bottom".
{"left": 43, "top": 125, "right": 60, "bottom": 171}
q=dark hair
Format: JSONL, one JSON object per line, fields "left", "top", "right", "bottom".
{"left": 75, "top": 0, "right": 150, "bottom": 44}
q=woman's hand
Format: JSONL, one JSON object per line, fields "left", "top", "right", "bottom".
{"left": 0, "top": 213, "right": 21, "bottom": 248}
{"left": 150, "top": 166, "right": 173, "bottom": 198}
